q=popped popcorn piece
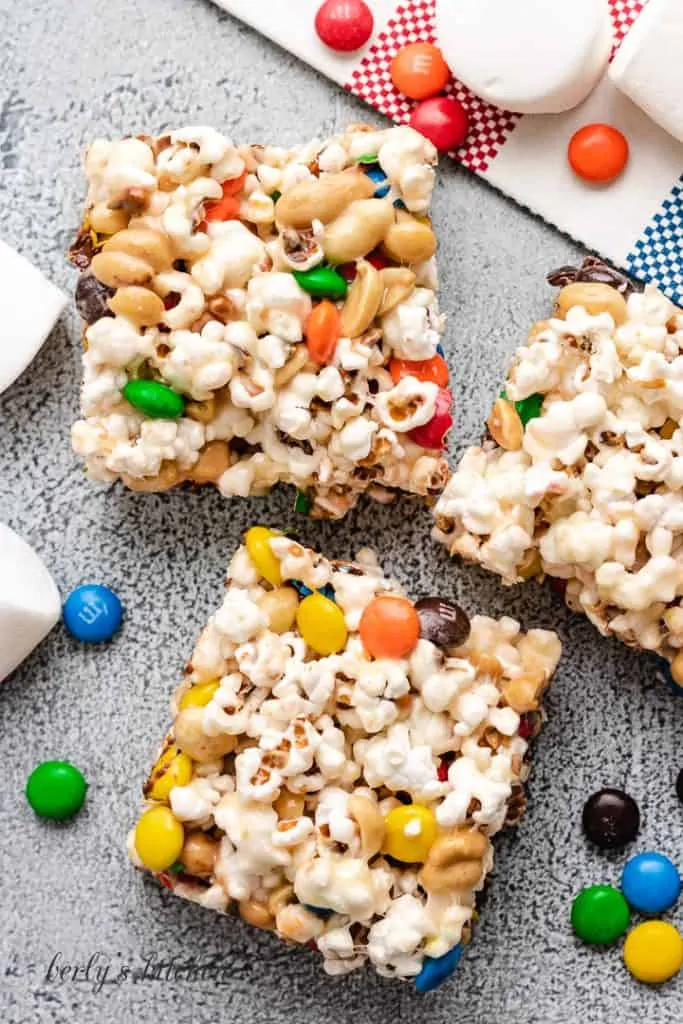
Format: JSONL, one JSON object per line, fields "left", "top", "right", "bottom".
{"left": 132, "top": 535, "right": 561, "bottom": 983}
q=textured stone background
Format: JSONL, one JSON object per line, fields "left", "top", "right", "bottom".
{"left": 0, "top": 0, "right": 682, "bottom": 1021}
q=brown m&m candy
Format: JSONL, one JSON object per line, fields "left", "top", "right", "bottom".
{"left": 582, "top": 788, "right": 640, "bottom": 849}
{"left": 415, "top": 598, "right": 470, "bottom": 649}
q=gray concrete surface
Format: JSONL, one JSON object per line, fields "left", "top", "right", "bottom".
{"left": 0, "top": 0, "right": 682, "bottom": 1021}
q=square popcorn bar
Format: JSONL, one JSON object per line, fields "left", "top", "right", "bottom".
{"left": 129, "top": 527, "right": 561, "bottom": 987}
{"left": 69, "top": 124, "right": 452, "bottom": 519}
{"left": 434, "top": 259, "right": 683, "bottom": 680}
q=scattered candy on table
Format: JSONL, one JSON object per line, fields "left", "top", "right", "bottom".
{"left": 26, "top": 760, "right": 88, "bottom": 820}
{"left": 409, "top": 96, "right": 470, "bottom": 153}
{"left": 384, "top": 804, "right": 437, "bottom": 863}
{"left": 415, "top": 943, "right": 464, "bottom": 993}
{"left": 359, "top": 595, "right": 421, "bottom": 659}
{"left": 415, "top": 597, "right": 471, "bottom": 649}
{"left": 582, "top": 788, "right": 640, "bottom": 849}
{"left": 568, "top": 123, "right": 630, "bottom": 184}
{"left": 571, "top": 885, "right": 631, "bottom": 946}
{"left": 391, "top": 42, "right": 451, "bottom": 101}
{"left": 314, "top": 0, "right": 373, "bottom": 53}
{"left": 62, "top": 584, "right": 123, "bottom": 643}
{"left": 621, "top": 852, "right": 681, "bottom": 915}
{"left": 623, "top": 921, "right": 683, "bottom": 984}
{"left": 122, "top": 378, "right": 185, "bottom": 419}
{"left": 134, "top": 805, "right": 185, "bottom": 871}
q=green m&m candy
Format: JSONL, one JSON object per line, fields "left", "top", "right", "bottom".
{"left": 571, "top": 885, "right": 630, "bottom": 945}
{"left": 122, "top": 379, "right": 185, "bottom": 419}
{"left": 26, "top": 760, "right": 88, "bottom": 820}
{"left": 293, "top": 266, "right": 348, "bottom": 300}
{"left": 515, "top": 392, "right": 544, "bottom": 426}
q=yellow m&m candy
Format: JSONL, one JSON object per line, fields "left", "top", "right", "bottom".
{"left": 179, "top": 680, "right": 220, "bottom": 709}
{"left": 134, "top": 806, "right": 185, "bottom": 872}
{"left": 147, "top": 745, "right": 193, "bottom": 802}
{"left": 245, "top": 526, "right": 282, "bottom": 586}
{"left": 297, "top": 592, "right": 347, "bottom": 655}
{"left": 383, "top": 804, "right": 437, "bottom": 863}
{"left": 623, "top": 921, "right": 683, "bottom": 984}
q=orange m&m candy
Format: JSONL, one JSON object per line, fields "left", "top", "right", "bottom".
{"left": 568, "top": 124, "right": 629, "bottom": 184}
{"left": 389, "top": 354, "right": 449, "bottom": 388}
{"left": 306, "top": 300, "right": 341, "bottom": 364}
{"left": 359, "top": 596, "right": 421, "bottom": 659}
{"left": 391, "top": 43, "right": 451, "bottom": 101}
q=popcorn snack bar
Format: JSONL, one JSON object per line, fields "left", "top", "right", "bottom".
{"left": 68, "top": 124, "right": 451, "bottom": 519}
{"left": 129, "top": 528, "right": 561, "bottom": 986}
{"left": 434, "top": 259, "right": 683, "bottom": 679}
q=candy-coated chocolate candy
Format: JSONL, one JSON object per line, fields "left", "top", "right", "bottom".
{"left": 306, "top": 300, "right": 341, "bottom": 363}
{"left": 364, "top": 166, "right": 390, "bottom": 198}
{"left": 147, "top": 745, "right": 193, "bottom": 802}
{"left": 303, "top": 904, "right": 334, "bottom": 919}
{"left": 568, "top": 123, "right": 629, "bottom": 184}
{"left": 26, "top": 760, "right": 87, "bottom": 820}
{"left": 314, "top": 0, "right": 373, "bottom": 53}
{"left": 294, "top": 489, "right": 312, "bottom": 515}
{"left": 515, "top": 392, "right": 544, "bottom": 426}
{"left": 293, "top": 266, "right": 348, "bottom": 300}
{"left": 409, "top": 97, "right": 469, "bottom": 152}
{"left": 134, "top": 806, "right": 185, "bottom": 872}
{"left": 63, "top": 584, "right": 123, "bottom": 643}
{"left": 245, "top": 526, "right": 282, "bottom": 586}
{"left": 122, "top": 378, "right": 185, "bottom": 418}
{"left": 297, "top": 592, "right": 348, "bottom": 655}
{"left": 582, "top": 788, "right": 640, "bottom": 849}
{"left": 389, "top": 354, "right": 449, "bottom": 388}
{"left": 75, "top": 271, "right": 114, "bottom": 325}
{"left": 571, "top": 885, "right": 630, "bottom": 945}
{"left": 408, "top": 387, "right": 453, "bottom": 449}
{"left": 677, "top": 767, "right": 683, "bottom": 804}
{"left": 436, "top": 342, "right": 445, "bottom": 357}
{"left": 621, "top": 852, "right": 681, "bottom": 914}
{"left": 391, "top": 42, "right": 451, "bottom": 101}
{"left": 415, "top": 597, "right": 471, "bottom": 649}
{"left": 384, "top": 804, "right": 437, "bottom": 863}
{"left": 179, "top": 680, "right": 220, "bottom": 709}
{"left": 623, "top": 921, "right": 683, "bottom": 984}
{"left": 415, "top": 944, "right": 463, "bottom": 993}
{"left": 359, "top": 596, "right": 421, "bottom": 659}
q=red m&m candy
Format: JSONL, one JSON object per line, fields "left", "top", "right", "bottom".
{"left": 409, "top": 97, "right": 469, "bottom": 153}
{"left": 315, "top": 0, "right": 374, "bottom": 53}
{"left": 409, "top": 387, "right": 453, "bottom": 449}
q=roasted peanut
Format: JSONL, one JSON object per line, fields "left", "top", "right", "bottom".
{"left": 487, "top": 398, "right": 524, "bottom": 451}
{"left": 275, "top": 170, "right": 375, "bottom": 228}
{"left": 528, "top": 319, "right": 551, "bottom": 342}
{"left": 382, "top": 213, "right": 437, "bottom": 265}
{"left": 180, "top": 832, "right": 219, "bottom": 878}
{"left": 275, "top": 903, "right": 324, "bottom": 943}
{"left": 502, "top": 673, "right": 546, "bottom": 712}
{"left": 555, "top": 282, "right": 627, "bottom": 325}
{"left": 469, "top": 651, "right": 503, "bottom": 678}
{"left": 419, "top": 827, "right": 489, "bottom": 893}
{"left": 239, "top": 900, "right": 274, "bottom": 930}
{"left": 121, "top": 462, "right": 183, "bottom": 492}
{"left": 187, "top": 442, "right": 230, "bottom": 485}
{"left": 173, "top": 707, "right": 236, "bottom": 763}
{"left": 102, "top": 227, "right": 174, "bottom": 271}
{"left": 259, "top": 587, "right": 300, "bottom": 635}
{"left": 670, "top": 652, "right": 683, "bottom": 687}
{"left": 107, "top": 285, "right": 165, "bottom": 326}
{"left": 340, "top": 260, "right": 383, "bottom": 338}
{"left": 516, "top": 548, "right": 542, "bottom": 581}
{"left": 322, "top": 198, "right": 394, "bottom": 265}
{"left": 377, "top": 267, "right": 416, "bottom": 316}
{"left": 273, "top": 789, "right": 306, "bottom": 820}
{"left": 91, "top": 250, "right": 154, "bottom": 289}
{"left": 348, "top": 792, "right": 385, "bottom": 859}
{"left": 89, "top": 202, "right": 129, "bottom": 235}
{"left": 185, "top": 397, "right": 216, "bottom": 424}
{"left": 267, "top": 883, "right": 294, "bottom": 917}
{"left": 274, "top": 345, "right": 310, "bottom": 388}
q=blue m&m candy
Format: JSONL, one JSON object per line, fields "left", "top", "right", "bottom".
{"left": 415, "top": 943, "right": 463, "bottom": 993}
{"left": 364, "top": 166, "right": 390, "bottom": 198}
{"left": 621, "top": 852, "right": 681, "bottom": 915}
{"left": 303, "top": 904, "right": 334, "bottom": 919}
{"left": 63, "top": 584, "right": 123, "bottom": 643}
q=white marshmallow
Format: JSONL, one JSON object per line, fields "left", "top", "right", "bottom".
{"left": 0, "top": 524, "right": 61, "bottom": 682}
{"left": 609, "top": 0, "right": 683, "bottom": 143}
{"left": 435, "top": 0, "right": 612, "bottom": 114}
